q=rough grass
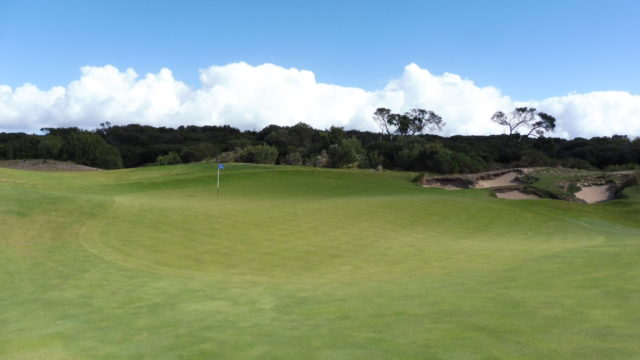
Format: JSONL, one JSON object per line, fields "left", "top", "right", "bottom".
{"left": 1, "top": 163, "right": 639, "bottom": 359}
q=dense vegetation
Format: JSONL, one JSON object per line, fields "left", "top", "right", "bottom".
{"left": 1, "top": 121, "right": 639, "bottom": 172}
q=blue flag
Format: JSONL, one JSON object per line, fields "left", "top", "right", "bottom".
{"left": 218, "top": 163, "right": 225, "bottom": 169}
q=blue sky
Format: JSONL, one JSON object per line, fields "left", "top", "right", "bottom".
{"left": 1, "top": 0, "right": 639, "bottom": 137}
{"left": 1, "top": 0, "right": 639, "bottom": 98}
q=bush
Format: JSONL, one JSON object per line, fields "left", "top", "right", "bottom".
{"left": 367, "top": 151, "right": 385, "bottom": 169}
{"left": 327, "top": 138, "right": 366, "bottom": 168}
{"left": 314, "top": 150, "right": 329, "bottom": 167}
{"left": 63, "top": 132, "right": 123, "bottom": 169}
{"left": 407, "top": 143, "right": 487, "bottom": 174}
{"left": 604, "top": 163, "right": 640, "bottom": 171}
{"left": 285, "top": 152, "right": 304, "bottom": 165}
{"left": 217, "top": 148, "right": 241, "bottom": 163}
{"left": 155, "top": 151, "right": 182, "bottom": 165}
{"left": 239, "top": 144, "right": 278, "bottom": 164}
{"left": 560, "top": 157, "right": 597, "bottom": 170}
{"left": 38, "top": 135, "right": 64, "bottom": 159}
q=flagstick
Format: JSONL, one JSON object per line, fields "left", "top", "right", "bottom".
{"left": 217, "top": 167, "right": 220, "bottom": 199}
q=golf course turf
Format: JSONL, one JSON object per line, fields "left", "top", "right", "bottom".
{"left": 1, "top": 163, "right": 639, "bottom": 359}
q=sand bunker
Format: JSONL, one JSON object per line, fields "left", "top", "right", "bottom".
{"left": 423, "top": 169, "right": 525, "bottom": 190}
{"left": 575, "top": 185, "right": 615, "bottom": 204}
{"left": 476, "top": 171, "right": 520, "bottom": 188}
{"left": 495, "top": 190, "right": 540, "bottom": 200}
{"left": 422, "top": 177, "right": 475, "bottom": 190}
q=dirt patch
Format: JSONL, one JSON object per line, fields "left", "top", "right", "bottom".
{"left": 476, "top": 171, "right": 521, "bottom": 188}
{"left": 422, "top": 177, "right": 475, "bottom": 190}
{"left": 575, "top": 185, "right": 615, "bottom": 204}
{"left": 495, "top": 190, "right": 541, "bottom": 200}
{"left": 0, "top": 159, "right": 100, "bottom": 172}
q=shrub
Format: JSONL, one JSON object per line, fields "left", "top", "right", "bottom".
{"left": 239, "top": 144, "right": 279, "bottom": 164}
{"left": 327, "top": 138, "right": 366, "bottom": 168}
{"left": 411, "top": 143, "right": 487, "bottom": 174}
{"left": 285, "top": 152, "right": 304, "bottom": 165}
{"left": 155, "top": 151, "right": 182, "bottom": 165}
{"left": 217, "top": 149, "right": 241, "bottom": 163}
{"left": 63, "top": 132, "right": 123, "bottom": 169}
{"left": 314, "top": 150, "right": 329, "bottom": 167}
{"left": 604, "top": 163, "right": 640, "bottom": 171}
{"left": 367, "top": 151, "right": 385, "bottom": 170}
{"left": 632, "top": 170, "right": 640, "bottom": 186}
{"left": 560, "top": 157, "right": 597, "bottom": 170}
{"left": 37, "top": 135, "right": 64, "bottom": 159}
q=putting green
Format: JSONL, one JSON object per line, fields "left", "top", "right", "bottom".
{"left": 1, "top": 163, "right": 639, "bottom": 359}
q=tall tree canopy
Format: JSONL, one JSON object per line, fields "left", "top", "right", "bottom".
{"left": 374, "top": 108, "right": 445, "bottom": 137}
{"left": 491, "top": 107, "right": 556, "bottom": 137}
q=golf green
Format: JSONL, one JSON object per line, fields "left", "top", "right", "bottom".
{"left": 1, "top": 163, "right": 639, "bottom": 359}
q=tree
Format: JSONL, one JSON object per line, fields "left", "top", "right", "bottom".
{"left": 491, "top": 107, "right": 556, "bottom": 137}
{"left": 62, "top": 132, "right": 123, "bottom": 169}
{"left": 239, "top": 144, "right": 279, "bottom": 164}
{"left": 373, "top": 108, "right": 444, "bottom": 137}
{"left": 404, "top": 108, "right": 445, "bottom": 135}
{"left": 327, "top": 138, "right": 366, "bottom": 168}
{"left": 155, "top": 151, "right": 182, "bottom": 165}
{"left": 38, "top": 135, "right": 64, "bottom": 159}
{"left": 373, "top": 108, "right": 393, "bottom": 137}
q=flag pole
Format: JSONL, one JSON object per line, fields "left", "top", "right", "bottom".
{"left": 217, "top": 166, "right": 220, "bottom": 199}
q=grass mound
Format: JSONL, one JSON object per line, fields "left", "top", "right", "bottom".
{"left": 1, "top": 163, "right": 639, "bottom": 359}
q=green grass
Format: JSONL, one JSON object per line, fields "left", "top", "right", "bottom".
{"left": 1, "top": 163, "right": 639, "bottom": 359}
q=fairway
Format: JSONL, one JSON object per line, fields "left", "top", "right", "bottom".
{"left": 1, "top": 163, "right": 639, "bottom": 359}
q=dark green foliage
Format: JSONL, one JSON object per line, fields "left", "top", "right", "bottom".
{"left": 240, "top": 144, "right": 279, "bottom": 164}
{"left": 38, "top": 135, "right": 64, "bottom": 159}
{"left": 367, "top": 151, "right": 385, "bottom": 169}
{"left": 155, "top": 151, "right": 182, "bottom": 166}
{"left": 62, "top": 132, "right": 123, "bottom": 169}
{"left": 217, "top": 149, "right": 242, "bottom": 163}
{"left": 3, "top": 134, "right": 40, "bottom": 159}
{"left": 327, "top": 138, "right": 366, "bottom": 168}
{"left": 1, "top": 123, "right": 638, "bottom": 173}
{"left": 559, "top": 157, "right": 597, "bottom": 170}
{"left": 413, "top": 143, "right": 487, "bottom": 174}
{"left": 285, "top": 152, "right": 304, "bottom": 165}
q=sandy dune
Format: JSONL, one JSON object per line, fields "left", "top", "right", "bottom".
{"left": 476, "top": 171, "right": 520, "bottom": 188}
{"left": 575, "top": 185, "right": 615, "bottom": 204}
{"left": 495, "top": 190, "right": 540, "bottom": 200}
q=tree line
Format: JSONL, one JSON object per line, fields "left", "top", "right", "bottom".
{"left": 0, "top": 107, "right": 638, "bottom": 173}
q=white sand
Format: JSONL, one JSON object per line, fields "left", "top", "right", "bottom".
{"left": 575, "top": 185, "right": 615, "bottom": 204}
{"left": 495, "top": 191, "right": 540, "bottom": 200}
{"left": 476, "top": 172, "right": 520, "bottom": 188}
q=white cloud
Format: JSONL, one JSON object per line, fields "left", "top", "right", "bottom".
{"left": 0, "top": 62, "right": 638, "bottom": 138}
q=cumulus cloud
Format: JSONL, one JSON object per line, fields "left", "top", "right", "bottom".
{"left": 0, "top": 62, "right": 638, "bottom": 138}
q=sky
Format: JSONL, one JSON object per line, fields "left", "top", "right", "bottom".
{"left": 0, "top": 0, "right": 639, "bottom": 138}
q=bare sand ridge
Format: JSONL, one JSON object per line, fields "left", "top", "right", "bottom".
{"left": 575, "top": 185, "right": 615, "bottom": 204}
{"left": 422, "top": 169, "right": 525, "bottom": 190}
{"left": 476, "top": 171, "right": 520, "bottom": 188}
{"left": 0, "top": 159, "right": 99, "bottom": 172}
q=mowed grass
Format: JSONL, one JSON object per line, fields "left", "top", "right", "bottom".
{"left": 1, "top": 163, "right": 639, "bottom": 359}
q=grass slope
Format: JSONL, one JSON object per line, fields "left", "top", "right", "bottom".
{"left": 1, "top": 163, "right": 639, "bottom": 359}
